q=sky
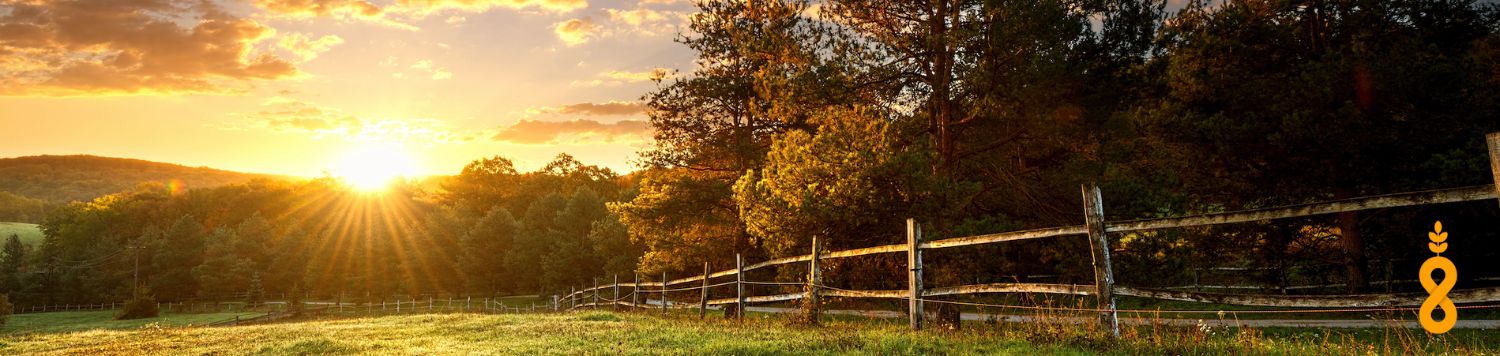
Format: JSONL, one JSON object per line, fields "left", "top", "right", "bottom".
{"left": 0, "top": 0, "right": 698, "bottom": 178}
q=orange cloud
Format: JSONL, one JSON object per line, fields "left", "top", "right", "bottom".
{"left": 554, "top": 17, "right": 597, "bottom": 46}
{"left": 255, "top": 0, "right": 383, "bottom": 18}
{"left": 557, "top": 101, "right": 644, "bottom": 116}
{"left": 253, "top": 0, "right": 418, "bottom": 29}
{"left": 397, "top": 0, "right": 589, "bottom": 14}
{"left": 570, "top": 68, "right": 671, "bottom": 86}
{"left": 492, "top": 119, "right": 650, "bottom": 144}
{"left": 0, "top": 0, "right": 299, "bottom": 96}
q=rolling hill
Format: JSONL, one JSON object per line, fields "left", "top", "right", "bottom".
{"left": 0, "top": 155, "right": 287, "bottom": 222}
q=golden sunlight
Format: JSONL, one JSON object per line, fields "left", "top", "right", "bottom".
{"left": 334, "top": 143, "right": 420, "bottom": 192}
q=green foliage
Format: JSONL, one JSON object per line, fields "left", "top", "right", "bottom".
{"left": 151, "top": 215, "right": 205, "bottom": 300}
{"left": 116, "top": 288, "right": 159, "bottom": 320}
{"left": 461, "top": 206, "right": 519, "bottom": 293}
{"left": 0, "top": 192, "right": 48, "bottom": 223}
{"left": 735, "top": 106, "right": 972, "bottom": 256}
{"left": 1, "top": 234, "right": 26, "bottom": 293}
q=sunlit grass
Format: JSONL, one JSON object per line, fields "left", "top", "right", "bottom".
{"left": 3, "top": 310, "right": 1496, "bottom": 355}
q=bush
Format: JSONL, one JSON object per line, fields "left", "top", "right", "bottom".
{"left": 116, "top": 288, "right": 160, "bottom": 320}
{"left": 0, "top": 293, "right": 12, "bottom": 326}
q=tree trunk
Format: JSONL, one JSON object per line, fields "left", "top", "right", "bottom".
{"left": 1337, "top": 211, "right": 1368, "bottom": 293}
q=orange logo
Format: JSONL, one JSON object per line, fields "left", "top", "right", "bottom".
{"left": 1419, "top": 221, "right": 1457, "bottom": 334}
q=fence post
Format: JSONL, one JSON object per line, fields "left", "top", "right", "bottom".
{"left": 613, "top": 274, "right": 620, "bottom": 311}
{"left": 699, "top": 261, "right": 709, "bottom": 319}
{"left": 806, "top": 236, "right": 822, "bottom": 325}
{"left": 553, "top": 295, "right": 559, "bottom": 312}
{"left": 633, "top": 274, "right": 640, "bottom": 309}
{"left": 1488, "top": 132, "right": 1500, "bottom": 207}
{"left": 570, "top": 286, "right": 576, "bottom": 310}
{"left": 1081, "top": 184, "right": 1120, "bottom": 338}
{"left": 736, "top": 253, "right": 745, "bottom": 321}
{"left": 660, "top": 271, "right": 668, "bottom": 314}
{"left": 593, "top": 277, "right": 599, "bottom": 309}
{"left": 907, "top": 218, "right": 923, "bottom": 331}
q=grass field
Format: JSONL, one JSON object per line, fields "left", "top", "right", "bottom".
{"left": 2, "top": 310, "right": 263, "bottom": 335}
{"left": 2, "top": 309, "right": 1496, "bottom": 355}
{"left": 0, "top": 222, "right": 42, "bottom": 246}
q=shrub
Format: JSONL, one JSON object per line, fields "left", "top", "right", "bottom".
{"left": 116, "top": 288, "right": 160, "bottom": 320}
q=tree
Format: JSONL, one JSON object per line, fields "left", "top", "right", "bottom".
{"left": 1, "top": 234, "right": 26, "bottom": 292}
{"left": 508, "top": 194, "right": 566, "bottom": 293}
{"left": 0, "top": 293, "right": 11, "bottom": 326}
{"left": 193, "top": 228, "right": 252, "bottom": 299}
{"left": 461, "top": 206, "right": 520, "bottom": 294}
{"left": 735, "top": 106, "right": 969, "bottom": 256}
{"left": 616, "top": 0, "right": 849, "bottom": 275}
{"left": 151, "top": 215, "right": 205, "bottom": 301}
{"left": 1143, "top": 0, "right": 1500, "bottom": 292}
{"left": 247, "top": 272, "right": 264, "bottom": 308}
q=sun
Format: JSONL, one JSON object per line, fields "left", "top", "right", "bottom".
{"left": 334, "top": 143, "right": 421, "bottom": 192}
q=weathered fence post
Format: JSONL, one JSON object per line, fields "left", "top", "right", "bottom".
{"left": 1081, "top": 184, "right": 1120, "bottom": 338}
{"left": 736, "top": 253, "right": 745, "bottom": 321}
{"left": 633, "top": 274, "right": 640, "bottom": 309}
{"left": 699, "top": 261, "right": 709, "bottom": 319}
{"left": 593, "top": 277, "right": 600, "bottom": 309}
{"left": 613, "top": 274, "right": 620, "bottom": 311}
{"left": 570, "top": 286, "right": 576, "bottom": 310}
{"left": 807, "top": 236, "right": 824, "bottom": 324}
{"left": 661, "top": 271, "right": 668, "bottom": 314}
{"left": 553, "top": 295, "right": 559, "bottom": 312}
{"left": 907, "top": 218, "right": 923, "bottom": 331}
{"left": 1488, "top": 132, "right": 1500, "bottom": 207}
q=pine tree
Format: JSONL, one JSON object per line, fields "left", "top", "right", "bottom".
{"left": 247, "top": 272, "right": 264, "bottom": 308}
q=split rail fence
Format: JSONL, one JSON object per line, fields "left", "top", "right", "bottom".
{"left": 564, "top": 132, "right": 1500, "bottom": 336}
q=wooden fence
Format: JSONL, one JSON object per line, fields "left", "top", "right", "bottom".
{"left": 564, "top": 132, "right": 1500, "bottom": 335}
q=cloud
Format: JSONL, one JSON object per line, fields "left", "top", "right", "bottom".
{"left": 239, "top": 97, "right": 475, "bottom": 143}
{"left": 556, "top": 101, "right": 644, "bottom": 116}
{"left": 409, "top": 59, "right": 454, "bottom": 80}
{"left": 252, "top": 0, "right": 417, "bottom": 29}
{"left": 396, "top": 0, "right": 588, "bottom": 15}
{"left": 277, "top": 33, "right": 345, "bottom": 62}
{"left": 254, "top": 0, "right": 383, "bottom": 18}
{"left": 0, "top": 0, "right": 300, "bottom": 96}
{"left": 606, "top": 7, "right": 686, "bottom": 36}
{"left": 492, "top": 119, "right": 651, "bottom": 144}
{"left": 569, "top": 68, "right": 671, "bottom": 87}
{"left": 554, "top": 18, "right": 597, "bottom": 46}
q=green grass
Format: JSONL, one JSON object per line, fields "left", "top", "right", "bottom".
{"left": 0, "top": 222, "right": 42, "bottom": 246}
{"left": 1, "top": 310, "right": 1495, "bottom": 355}
{"left": 2, "top": 310, "right": 262, "bottom": 335}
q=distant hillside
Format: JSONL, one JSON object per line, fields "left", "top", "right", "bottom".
{"left": 0, "top": 155, "right": 286, "bottom": 222}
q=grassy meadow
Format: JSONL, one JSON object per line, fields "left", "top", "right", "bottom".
{"left": 2, "top": 309, "right": 1497, "bottom": 355}
{"left": 0, "top": 222, "right": 42, "bottom": 246}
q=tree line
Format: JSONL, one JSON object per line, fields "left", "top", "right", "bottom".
{"left": 0, "top": 154, "right": 641, "bottom": 306}
{"left": 613, "top": 0, "right": 1500, "bottom": 319}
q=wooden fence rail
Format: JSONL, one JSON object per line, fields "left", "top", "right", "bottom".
{"left": 563, "top": 132, "right": 1500, "bottom": 336}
